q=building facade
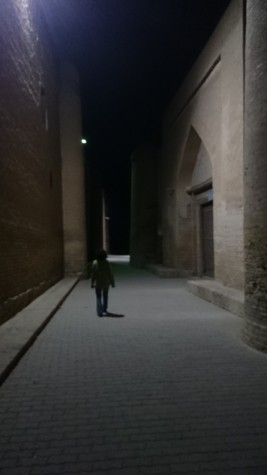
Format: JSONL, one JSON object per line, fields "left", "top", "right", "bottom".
{"left": 160, "top": 0, "right": 243, "bottom": 287}
{"left": 0, "top": 0, "right": 87, "bottom": 324}
{"left": 131, "top": 0, "right": 267, "bottom": 352}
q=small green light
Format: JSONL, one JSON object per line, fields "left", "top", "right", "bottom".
{"left": 81, "top": 138, "right": 87, "bottom": 144}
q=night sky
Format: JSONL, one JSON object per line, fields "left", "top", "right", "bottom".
{"left": 45, "top": 0, "right": 231, "bottom": 254}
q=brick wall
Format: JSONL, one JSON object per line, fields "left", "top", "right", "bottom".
{"left": 130, "top": 144, "right": 158, "bottom": 267}
{"left": 160, "top": 0, "right": 244, "bottom": 290}
{"left": 191, "top": 143, "right": 212, "bottom": 188}
{"left": 0, "top": 0, "right": 63, "bottom": 324}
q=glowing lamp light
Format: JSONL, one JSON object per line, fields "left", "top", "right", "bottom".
{"left": 81, "top": 138, "right": 87, "bottom": 145}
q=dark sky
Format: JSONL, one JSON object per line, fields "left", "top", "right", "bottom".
{"left": 45, "top": 0, "right": 231, "bottom": 253}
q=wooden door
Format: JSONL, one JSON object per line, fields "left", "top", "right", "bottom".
{"left": 201, "top": 202, "right": 214, "bottom": 277}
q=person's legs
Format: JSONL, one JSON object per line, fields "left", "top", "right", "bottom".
{"left": 103, "top": 288, "right": 109, "bottom": 313}
{"left": 95, "top": 287, "right": 104, "bottom": 316}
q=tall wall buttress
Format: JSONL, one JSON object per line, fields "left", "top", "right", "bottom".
{"left": 60, "top": 62, "right": 87, "bottom": 275}
{"left": 242, "top": 0, "right": 267, "bottom": 351}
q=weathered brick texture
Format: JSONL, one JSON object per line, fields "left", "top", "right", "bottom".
{"left": 160, "top": 0, "right": 244, "bottom": 290}
{"left": 242, "top": 0, "right": 267, "bottom": 351}
{"left": 0, "top": 0, "right": 63, "bottom": 323}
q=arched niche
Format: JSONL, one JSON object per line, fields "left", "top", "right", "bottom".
{"left": 176, "top": 126, "right": 214, "bottom": 277}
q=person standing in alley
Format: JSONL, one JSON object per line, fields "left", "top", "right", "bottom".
{"left": 91, "top": 249, "right": 115, "bottom": 316}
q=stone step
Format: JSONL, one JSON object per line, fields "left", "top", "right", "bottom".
{"left": 188, "top": 279, "right": 244, "bottom": 318}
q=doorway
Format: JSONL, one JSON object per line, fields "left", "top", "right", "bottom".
{"left": 201, "top": 201, "right": 214, "bottom": 277}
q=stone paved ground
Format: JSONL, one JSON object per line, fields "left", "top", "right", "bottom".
{"left": 1, "top": 261, "right": 267, "bottom": 475}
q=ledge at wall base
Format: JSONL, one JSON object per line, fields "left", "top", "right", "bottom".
{"left": 188, "top": 279, "right": 244, "bottom": 318}
{"left": 0, "top": 277, "right": 79, "bottom": 386}
{"left": 146, "top": 264, "right": 192, "bottom": 278}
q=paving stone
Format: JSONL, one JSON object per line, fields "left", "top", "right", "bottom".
{"left": 0, "top": 263, "right": 267, "bottom": 474}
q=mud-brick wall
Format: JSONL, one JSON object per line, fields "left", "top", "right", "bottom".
{"left": 0, "top": 0, "right": 63, "bottom": 324}
{"left": 160, "top": 0, "right": 244, "bottom": 290}
{"left": 130, "top": 144, "right": 158, "bottom": 267}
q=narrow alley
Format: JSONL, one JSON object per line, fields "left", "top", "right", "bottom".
{"left": 1, "top": 261, "right": 267, "bottom": 475}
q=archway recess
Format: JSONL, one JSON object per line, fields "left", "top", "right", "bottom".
{"left": 176, "top": 126, "right": 213, "bottom": 276}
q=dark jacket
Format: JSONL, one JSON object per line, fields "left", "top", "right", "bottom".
{"left": 91, "top": 259, "right": 115, "bottom": 289}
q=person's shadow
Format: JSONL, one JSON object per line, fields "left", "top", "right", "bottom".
{"left": 103, "top": 312, "right": 125, "bottom": 318}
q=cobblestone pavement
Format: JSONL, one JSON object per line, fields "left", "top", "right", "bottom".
{"left": 1, "top": 262, "right": 267, "bottom": 475}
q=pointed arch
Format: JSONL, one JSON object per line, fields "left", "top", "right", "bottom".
{"left": 175, "top": 126, "right": 214, "bottom": 276}
{"left": 178, "top": 126, "right": 212, "bottom": 190}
